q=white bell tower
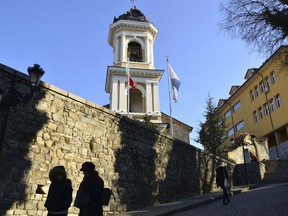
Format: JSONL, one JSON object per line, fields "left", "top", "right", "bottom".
{"left": 105, "top": 7, "right": 164, "bottom": 123}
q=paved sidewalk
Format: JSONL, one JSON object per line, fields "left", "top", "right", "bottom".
{"left": 119, "top": 185, "right": 256, "bottom": 216}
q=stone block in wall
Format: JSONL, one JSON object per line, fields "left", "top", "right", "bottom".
{"left": 2, "top": 210, "right": 14, "bottom": 215}
{"left": 36, "top": 200, "right": 45, "bottom": 211}
{"left": 24, "top": 201, "right": 37, "bottom": 210}
{"left": 14, "top": 209, "right": 27, "bottom": 215}
{"left": 27, "top": 210, "right": 37, "bottom": 215}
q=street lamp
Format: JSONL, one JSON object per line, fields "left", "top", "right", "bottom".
{"left": 241, "top": 136, "right": 249, "bottom": 185}
{"left": 0, "top": 64, "right": 45, "bottom": 158}
{"left": 27, "top": 64, "right": 45, "bottom": 87}
{"left": 230, "top": 136, "right": 249, "bottom": 185}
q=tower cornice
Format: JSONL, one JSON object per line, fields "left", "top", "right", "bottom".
{"left": 105, "top": 66, "right": 164, "bottom": 93}
{"left": 108, "top": 20, "right": 158, "bottom": 46}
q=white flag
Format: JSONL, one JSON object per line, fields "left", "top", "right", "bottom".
{"left": 168, "top": 64, "right": 181, "bottom": 102}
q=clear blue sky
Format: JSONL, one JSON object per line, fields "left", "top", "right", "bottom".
{"left": 0, "top": 0, "right": 266, "bottom": 149}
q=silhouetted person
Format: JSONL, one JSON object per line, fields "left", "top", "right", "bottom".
{"left": 45, "top": 166, "right": 73, "bottom": 216}
{"left": 77, "top": 162, "right": 104, "bottom": 216}
{"left": 216, "top": 162, "right": 230, "bottom": 205}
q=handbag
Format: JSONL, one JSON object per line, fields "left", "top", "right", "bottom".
{"left": 74, "top": 186, "right": 90, "bottom": 208}
{"left": 102, "top": 188, "right": 112, "bottom": 206}
{"left": 223, "top": 168, "right": 230, "bottom": 188}
{"left": 224, "top": 178, "right": 230, "bottom": 188}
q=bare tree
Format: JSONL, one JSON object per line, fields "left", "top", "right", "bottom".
{"left": 219, "top": 0, "right": 288, "bottom": 54}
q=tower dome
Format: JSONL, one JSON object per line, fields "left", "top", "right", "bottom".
{"left": 113, "top": 7, "right": 150, "bottom": 23}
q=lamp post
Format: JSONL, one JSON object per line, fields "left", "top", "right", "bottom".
{"left": 241, "top": 137, "right": 249, "bottom": 185}
{"left": 0, "top": 64, "right": 45, "bottom": 158}
{"left": 230, "top": 136, "right": 249, "bottom": 185}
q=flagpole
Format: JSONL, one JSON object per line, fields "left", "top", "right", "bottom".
{"left": 127, "top": 59, "right": 130, "bottom": 118}
{"left": 166, "top": 56, "right": 174, "bottom": 137}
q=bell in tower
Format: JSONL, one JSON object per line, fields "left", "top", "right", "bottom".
{"left": 128, "top": 42, "right": 142, "bottom": 62}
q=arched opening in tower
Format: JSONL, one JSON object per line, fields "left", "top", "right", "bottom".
{"left": 129, "top": 89, "right": 144, "bottom": 113}
{"left": 128, "top": 42, "right": 143, "bottom": 62}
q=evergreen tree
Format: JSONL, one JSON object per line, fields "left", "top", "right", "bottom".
{"left": 195, "top": 95, "right": 227, "bottom": 157}
{"left": 143, "top": 115, "right": 156, "bottom": 129}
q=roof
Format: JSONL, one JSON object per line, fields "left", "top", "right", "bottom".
{"left": 217, "top": 99, "right": 226, "bottom": 107}
{"left": 161, "top": 112, "right": 193, "bottom": 132}
{"left": 244, "top": 68, "right": 258, "bottom": 80}
{"left": 225, "top": 133, "right": 268, "bottom": 152}
{"left": 108, "top": 7, "right": 158, "bottom": 47}
{"left": 229, "top": 85, "right": 240, "bottom": 96}
{"left": 113, "top": 7, "right": 149, "bottom": 23}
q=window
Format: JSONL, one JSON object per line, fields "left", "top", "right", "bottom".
{"left": 275, "top": 94, "right": 282, "bottom": 108}
{"left": 254, "top": 85, "right": 259, "bottom": 97}
{"left": 253, "top": 111, "right": 258, "bottom": 123}
{"left": 233, "top": 101, "right": 241, "bottom": 112}
{"left": 231, "top": 89, "right": 237, "bottom": 95}
{"left": 270, "top": 71, "right": 276, "bottom": 84}
{"left": 128, "top": 42, "right": 143, "bottom": 62}
{"left": 218, "top": 119, "right": 224, "bottom": 125}
{"left": 258, "top": 107, "right": 264, "bottom": 119}
{"left": 250, "top": 90, "right": 254, "bottom": 101}
{"left": 247, "top": 72, "right": 253, "bottom": 79}
{"left": 236, "top": 120, "right": 244, "bottom": 131}
{"left": 269, "top": 99, "right": 275, "bottom": 112}
{"left": 264, "top": 102, "right": 269, "bottom": 116}
{"left": 227, "top": 127, "right": 234, "bottom": 137}
{"left": 259, "top": 81, "right": 265, "bottom": 93}
{"left": 224, "top": 110, "right": 232, "bottom": 118}
{"left": 264, "top": 76, "right": 270, "bottom": 90}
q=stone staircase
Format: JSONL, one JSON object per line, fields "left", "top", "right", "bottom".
{"left": 262, "top": 159, "right": 288, "bottom": 184}
{"left": 232, "top": 159, "right": 288, "bottom": 186}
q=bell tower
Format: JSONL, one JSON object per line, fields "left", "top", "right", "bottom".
{"left": 105, "top": 7, "right": 164, "bottom": 123}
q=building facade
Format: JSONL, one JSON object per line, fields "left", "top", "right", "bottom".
{"left": 217, "top": 46, "right": 288, "bottom": 159}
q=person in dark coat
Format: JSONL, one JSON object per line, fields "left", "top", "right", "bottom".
{"left": 77, "top": 162, "right": 104, "bottom": 216}
{"left": 45, "top": 166, "right": 73, "bottom": 216}
{"left": 216, "top": 162, "right": 230, "bottom": 205}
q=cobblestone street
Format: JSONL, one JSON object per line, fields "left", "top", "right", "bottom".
{"left": 173, "top": 183, "right": 288, "bottom": 216}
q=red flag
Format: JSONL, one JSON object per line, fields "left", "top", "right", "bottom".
{"left": 126, "top": 61, "right": 136, "bottom": 90}
{"left": 129, "top": 75, "right": 136, "bottom": 90}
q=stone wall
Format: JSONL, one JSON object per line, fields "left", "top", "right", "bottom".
{"left": 0, "top": 65, "right": 233, "bottom": 215}
{"left": 232, "top": 160, "right": 288, "bottom": 186}
{"left": 232, "top": 162, "right": 266, "bottom": 185}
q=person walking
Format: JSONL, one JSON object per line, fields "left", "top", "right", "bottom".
{"left": 44, "top": 166, "right": 73, "bottom": 216}
{"left": 75, "top": 162, "right": 104, "bottom": 216}
{"left": 216, "top": 162, "right": 230, "bottom": 205}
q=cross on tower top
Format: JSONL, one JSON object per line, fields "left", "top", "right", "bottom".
{"left": 130, "top": 0, "right": 137, "bottom": 8}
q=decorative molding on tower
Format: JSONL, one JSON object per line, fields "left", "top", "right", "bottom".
{"left": 105, "top": 7, "right": 163, "bottom": 123}
{"left": 105, "top": 66, "right": 163, "bottom": 93}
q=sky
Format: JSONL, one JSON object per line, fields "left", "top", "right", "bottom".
{"left": 0, "top": 0, "right": 267, "bottom": 149}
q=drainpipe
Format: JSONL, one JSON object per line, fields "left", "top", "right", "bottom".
{"left": 225, "top": 101, "right": 236, "bottom": 140}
